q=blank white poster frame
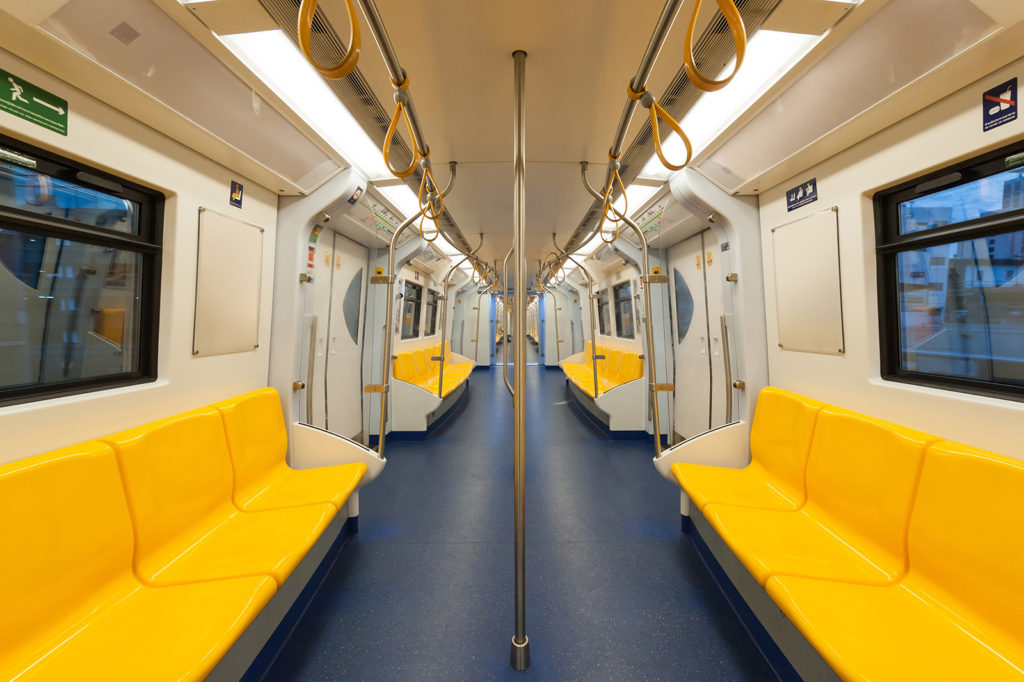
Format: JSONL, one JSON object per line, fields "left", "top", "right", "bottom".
{"left": 770, "top": 206, "right": 845, "bottom": 355}
{"left": 192, "top": 207, "right": 264, "bottom": 357}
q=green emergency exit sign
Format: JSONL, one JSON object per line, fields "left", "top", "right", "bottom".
{"left": 0, "top": 68, "right": 68, "bottom": 136}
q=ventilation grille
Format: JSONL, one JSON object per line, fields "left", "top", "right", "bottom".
{"left": 564, "top": 0, "right": 782, "bottom": 252}
{"left": 258, "top": 0, "right": 473, "bottom": 253}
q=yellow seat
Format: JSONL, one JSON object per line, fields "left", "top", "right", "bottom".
{"left": 214, "top": 388, "right": 366, "bottom": 512}
{"left": 703, "top": 406, "right": 934, "bottom": 586}
{"left": 392, "top": 352, "right": 415, "bottom": 383}
{"left": 104, "top": 408, "right": 336, "bottom": 587}
{"left": 766, "top": 441, "right": 1024, "bottom": 680}
{"left": 0, "top": 442, "right": 275, "bottom": 681}
{"left": 672, "top": 387, "right": 823, "bottom": 512}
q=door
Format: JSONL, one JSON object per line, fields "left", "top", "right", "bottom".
{"left": 669, "top": 232, "right": 711, "bottom": 440}
{"left": 325, "top": 232, "right": 367, "bottom": 438}
{"left": 308, "top": 229, "right": 367, "bottom": 438}
{"left": 702, "top": 230, "right": 729, "bottom": 429}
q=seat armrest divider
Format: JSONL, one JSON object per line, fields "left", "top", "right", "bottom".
{"left": 290, "top": 423, "right": 386, "bottom": 488}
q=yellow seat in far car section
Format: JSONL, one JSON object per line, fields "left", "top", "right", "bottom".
{"left": 214, "top": 388, "right": 366, "bottom": 512}
{"left": 673, "top": 387, "right": 823, "bottom": 512}
{"left": 0, "top": 442, "right": 275, "bottom": 682}
{"left": 703, "top": 406, "right": 935, "bottom": 587}
{"left": 766, "top": 441, "right": 1024, "bottom": 681}
{"left": 104, "top": 408, "right": 336, "bottom": 587}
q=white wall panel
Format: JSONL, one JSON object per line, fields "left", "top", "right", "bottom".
{"left": 0, "top": 48, "right": 278, "bottom": 465}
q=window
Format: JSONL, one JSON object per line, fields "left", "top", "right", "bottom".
{"left": 613, "top": 281, "right": 635, "bottom": 339}
{"left": 596, "top": 289, "right": 610, "bottom": 335}
{"left": 0, "top": 135, "right": 162, "bottom": 405}
{"left": 875, "top": 141, "right": 1024, "bottom": 400}
{"left": 424, "top": 288, "right": 438, "bottom": 336}
{"left": 401, "top": 281, "right": 422, "bottom": 339}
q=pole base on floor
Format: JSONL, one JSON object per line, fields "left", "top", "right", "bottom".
{"left": 510, "top": 635, "right": 530, "bottom": 670}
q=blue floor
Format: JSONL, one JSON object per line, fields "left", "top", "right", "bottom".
{"left": 264, "top": 367, "right": 776, "bottom": 680}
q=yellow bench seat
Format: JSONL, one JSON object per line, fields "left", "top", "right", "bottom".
{"left": 104, "top": 408, "right": 337, "bottom": 587}
{"left": 766, "top": 441, "right": 1024, "bottom": 681}
{"left": 702, "top": 406, "right": 935, "bottom": 587}
{"left": 392, "top": 342, "right": 472, "bottom": 397}
{"left": 563, "top": 342, "right": 643, "bottom": 397}
{"left": 0, "top": 442, "right": 276, "bottom": 682}
{"left": 215, "top": 388, "right": 366, "bottom": 512}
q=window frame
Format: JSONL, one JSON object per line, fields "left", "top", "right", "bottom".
{"left": 0, "top": 133, "right": 163, "bottom": 406}
{"left": 424, "top": 287, "right": 439, "bottom": 336}
{"left": 874, "top": 138, "right": 1024, "bottom": 402}
{"left": 613, "top": 280, "right": 635, "bottom": 339}
{"left": 595, "top": 288, "right": 610, "bottom": 336}
{"left": 401, "top": 280, "right": 423, "bottom": 340}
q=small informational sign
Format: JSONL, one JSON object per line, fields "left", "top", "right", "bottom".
{"left": 0, "top": 68, "right": 68, "bottom": 136}
{"left": 786, "top": 178, "right": 818, "bottom": 212}
{"left": 983, "top": 78, "right": 1017, "bottom": 132}
{"left": 230, "top": 180, "right": 244, "bottom": 208}
{"left": 347, "top": 185, "right": 364, "bottom": 205}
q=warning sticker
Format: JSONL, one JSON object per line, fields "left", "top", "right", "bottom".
{"left": 983, "top": 78, "right": 1017, "bottom": 132}
{"left": 786, "top": 178, "right": 818, "bottom": 212}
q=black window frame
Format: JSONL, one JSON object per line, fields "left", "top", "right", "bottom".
{"left": 596, "top": 288, "right": 610, "bottom": 336}
{"left": 401, "top": 280, "right": 423, "bottom": 340}
{"left": 424, "top": 288, "right": 439, "bottom": 336}
{"left": 875, "top": 138, "right": 1024, "bottom": 402}
{"left": 0, "top": 133, "right": 163, "bottom": 406}
{"left": 613, "top": 280, "right": 635, "bottom": 339}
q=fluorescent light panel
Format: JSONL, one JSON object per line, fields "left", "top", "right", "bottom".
{"left": 375, "top": 183, "right": 421, "bottom": 219}
{"left": 220, "top": 30, "right": 393, "bottom": 182}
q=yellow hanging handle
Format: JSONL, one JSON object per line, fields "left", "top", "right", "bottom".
{"left": 628, "top": 85, "right": 693, "bottom": 172}
{"left": 383, "top": 77, "right": 420, "bottom": 178}
{"left": 598, "top": 156, "right": 626, "bottom": 244}
{"left": 297, "top": 0, "right": 361, "bottom": 80}
{"left": 684, "top": 0, "right": 747, "bottom": 92}
{"left": 417, "top": 211, "right": 439, "bottom": 242}
{"left": 417, "top": 158, "right": 445, "bottom": 220}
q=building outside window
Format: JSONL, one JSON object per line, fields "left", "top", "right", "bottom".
{"left": 401, "top": 281, "right": 423, "bottom": 339}
{"left": 613, "top": 281, "right": 634, "bottom": 339}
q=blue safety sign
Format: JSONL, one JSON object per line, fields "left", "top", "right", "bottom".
{"left": 786, "top": 178, "right": 817, "bottom": 212}
{"left": 230, "top": 180, "right": 243, "bottom": 208}
{"left": 983, "top": 78, "right": 1016, "bottom": 132}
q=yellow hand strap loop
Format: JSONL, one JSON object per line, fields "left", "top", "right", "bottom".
{"left": 417, "top": 210, "right": 439, "bottom": 242}
{"left": 382, "top": 82, "right": 417, "bottom": 178}
{"left": 628, "top": 85, "right": 694, "bottom": 172}
{"left": 297, "top": 0, "right": 361, "bottom": 80}
{"left": 684, "top": 0, "right": 747, "bottom": 92}
{"left": 471, "top": 264, "right": 482, "bottom": 285}
{"left": 417, "top": 159, "right": 445, "bottom": 221}
{"left": 597, "top": 158, "right": 625, "bottom": 244}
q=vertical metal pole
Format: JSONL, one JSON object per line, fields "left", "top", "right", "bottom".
{"left": 502, "top": 246, "right": 514, "bottom": 397}
{"left": 436, "top": 257, "right": 467, "bottom": 399}
{"left": 510, "top": 48, "right": 530, "bottom": 672}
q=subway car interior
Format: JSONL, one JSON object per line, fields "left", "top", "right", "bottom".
{"left": 2, "top": 0, "right": 1024, "bottom": 679}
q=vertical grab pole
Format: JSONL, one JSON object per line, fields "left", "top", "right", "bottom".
{"left": 553, "top": 239, "right": 600, "bottom": 399}
{"left": 510, "top": 48, "right": 530, "bottom": 671}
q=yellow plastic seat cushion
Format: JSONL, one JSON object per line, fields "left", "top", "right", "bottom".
{"left": 673, "top": 387, "right": 822, "bottom": 512}
{"left": 0, "top": 442, "right": 275, "bottom": 681}
{"left": 392, "top": 353, "right": 414, "bottom": 383}
{"left": 412, "top": 349, "right": 432, "bottom": 382}
{"left": 766, "top": 440, "right": 1024, "bottom": 681}
{"left": 104, "top": 408, "right": 336, "bottom": 587}
{"left": 703, "top": 406, "right": 934, "bottom": 586}
{"left": 765, "top": 576, "right": 1023, "bottom": 682}
{"left": 214, "top": 388, "right": 367, "bottom": 511}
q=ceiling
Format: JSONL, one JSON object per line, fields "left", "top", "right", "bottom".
{"left": 325, "top": 0, "right": 726, "bottom": 271}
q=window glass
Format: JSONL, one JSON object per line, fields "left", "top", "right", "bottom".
{"left": 0, "top": 136, "right": 161, "bottom": 404}
{"left": 401, "top": 281, "right": 422, "bottom": 339}
{"left": 424, "top": 288, "right": 438, "bottom": 336}
{"left": 897, "top": 232, "right": 1024, "bottom": 384}
{"left": 0, "top": 160, "right": 139, "bottom": 234}
{"left": 898, "top": 167, "right": 1024, "bottom": 235}
{"left": 0, "top": 228, "right": 142, "bottom": 390}
{"left": 613, "top": 281, "right": 634, "bottom": 339}
{"left": 877, "top": 141, "right": 1024, "bottom": 399}
{"left": 342, "top": 268, "right": 362, "bottom": 344}
{"left": 596, "top": 289, "right": 610, "bottom": 335}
